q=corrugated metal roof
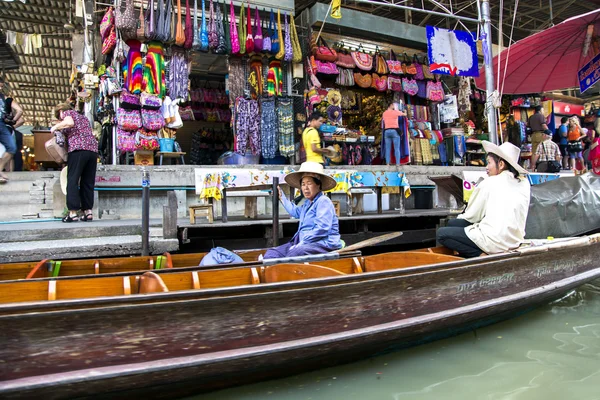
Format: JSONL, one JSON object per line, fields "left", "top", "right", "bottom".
{"left": 0, "top": 0, "right": 74, "bottom": 127}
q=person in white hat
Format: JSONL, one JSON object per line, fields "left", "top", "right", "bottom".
{"left": 263, "top": 162, "right": 343, "bottom": 259}
{"left": 437, "top": 141, "right": 531, "bottom": 257}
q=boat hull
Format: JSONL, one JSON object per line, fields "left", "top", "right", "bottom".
{"left": 1, "top": 238, "right": 599, "bottom": 399}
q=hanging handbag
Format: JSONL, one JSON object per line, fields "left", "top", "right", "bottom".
{"left": 374, "top": 48, "right": 389, "bottom": 75}
{"left": 175, "top": 0, "right": 186, "bottom": 46}
{"left": 403, "top": 53, "right": 417, "bottom": 75}
{"left": 275, "top": 9, "right": 285, "bottom": 60}
{"left": 102, "top": 25, "right": 117, "bottom": 55}
{"left": 116, "top": 0, "right": 137, "bottom": 41}
{"left": 238, "top": 2, "right": 246, "bottom": 54}
{"left": 402, "top": 77, "right": 419, "bottom": 96}
{"left": 283, "top": 13, "right": 293, "bottom": 62}
{"left": 192, "top": 0, "right": 201, "bottom": 49}
{"left": 336, "top": 49, "right": 356, "bottom": 69}
{"left": 209, "top": 0, "right": 218, "bottom": 49}
{"left": 262, "top": 11, "right": 272, "bottom": 52}
{"left": 155, "top": 0, "right": 166, "bottom": 41}
{"left": 167, "top": 0, "right": 176, "bottom": 43}
{"left": 413, "top": 54, "right": 425, "bottom": 80}
{"left": 386, "top": 49, "right": 403, "bottom": 75}
{"left": 426, "top": 80, "right": 444, "bottom": 101}
{"left": 271, "top": 9, "right": 280, "bottom": 55}
{"left": 314, "top": 36, "right": 337, "bottom": 62}
{"left": 145, "top": 0, "right": 156, "bottom": 40}
{"left": 141, "top": 108, "right": 165, "bottom": 131}
{"left": 117, "top": 108, "right": 142, "bottom": 131}
{"left": 253, "top": 7, "right": 263, "bottom": 51}
{"left": 422, "top": 56, "right": 434, "bottom": 80}
{"left": 245, "top": 3, "right": 254, "bottom": 53}
{"left": 199, "top": 0, "right": 209, "bottom": 50}
{"left": 354, "top": 72, "right": 372, "bottom": 89}
{"left": 136, "top": 1, "right": 145, "bottom": 41}
{"left": 229, "top": 0, "right": 240, "bottom": 54}
{"left": 214, "top": 0, "right": 227, "bottom": 54}
{"left": 311, "top": 56, "right": 339, "bottom": 75}
{"left": 416, "top": 80, "right": 428, "bottom": 98}
{"left": 372, "top": 74, "right": 388, "bottom": 92}
{"left": 351, "top": 47, "right": 373, "bottom": 71}
{"left": 183, "top": 0, "right": 193, "bottom": 49}
{"left": 306, "top": 58, "right": 322, "bottom": 88}
{"left": 135, "top": 129, "right": 160, "bottom": 150}
{"left": 120, "top": 90, "right": 142, "bottom": 109}
{"left": 388, "top": 76, "right": 403, "bottom": 92}
{"left": 141, "top": 92, "right": 163, "bottom": 109}
{"left": 335, "top": 68, "right": 355, "bottom": 86}
{"left": 290, "top": 14, "right": 302, "bottom": 63}
{"left": 100, "top": 7, "right": 115, "bottom": 41}
{"left": 117, "top": 128, "right": 136, "bottom": 153}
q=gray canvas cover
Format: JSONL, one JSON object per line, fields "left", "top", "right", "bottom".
{"left": 525, "top": 174, "right": 600, "bottom": 238}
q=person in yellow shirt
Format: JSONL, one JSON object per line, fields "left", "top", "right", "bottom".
{"left": 303, "top": 112, "right": 327, "bottom": 165}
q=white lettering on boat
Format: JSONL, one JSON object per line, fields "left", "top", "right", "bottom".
{"left": 535, "top": 264, "right": 575, "bottom": 278}
{"left": 456, "top": 273, "right": 515, "bottom": 294}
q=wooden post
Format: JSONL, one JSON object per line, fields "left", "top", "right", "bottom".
{"left": 221, "top": 188, "right": 228, "bottom": 223}
{"left": 163, "top": 191, "right": 178, "bottom": 239}
{"left": 272, "top": 177, "right": 280, "bottom": 247}
{"left": 376, "top": 187, "right": 383, "bottom": 214}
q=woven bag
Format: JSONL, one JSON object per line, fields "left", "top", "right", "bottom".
{"left": 354, "top": 72, "right": 372, "bottom": 89}
{"left": 352, "top": 48, "right": 373, "bottom": 71}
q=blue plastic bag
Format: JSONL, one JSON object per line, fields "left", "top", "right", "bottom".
{"left": 199, "top": 247, "right": 244, "bottom": 266}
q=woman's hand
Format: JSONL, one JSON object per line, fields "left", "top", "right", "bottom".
{"left": 277, "top": 186, "right": 284, "bottom": 202}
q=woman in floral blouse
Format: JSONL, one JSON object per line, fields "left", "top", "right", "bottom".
{"left": 51, "top": 103, "right": 98, "bottom": 222}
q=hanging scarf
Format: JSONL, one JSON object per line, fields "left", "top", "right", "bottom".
{"left": 143, "top": 41, "right": 166, "bottom": 97}
{"left": 267, "top": 60, "right": 282, "bottom": 96}
{"left": 125, "top": 39, "right": 143, "bottom": 94}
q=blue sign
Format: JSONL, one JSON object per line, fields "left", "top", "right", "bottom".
{"left": 427, "top": 26, "right": 479, "bottom": 77}
{"left": 578, "top": 52, "right": 600, "bottom": 93}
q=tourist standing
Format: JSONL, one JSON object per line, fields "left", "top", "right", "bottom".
{"left": 50, "top": 103, "right": 98, "bottom": 222}
{"left": 381, "top": 103, "right": 407, "bottom": 166}
{"left": 302, "top": 112, "right": 327, "bottom": 165}
{"left": 528, "top": 105, "right": 548, "bottom": 155}
{"left": 0, "top": 77, "right": 16, "bottom": 183}
{"left": 557, "top": 117, "right": 569, "bottom": 169}
{"left": 567, "top": 116, "right": 586, "bottom": 172}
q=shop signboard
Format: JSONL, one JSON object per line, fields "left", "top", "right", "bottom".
{"left": 553, "top": 101, "right": 585, "bottom": 116}
{"left": 578, "top": 52, "right": 600, "bottom": 94}
{"left": 426, "top": 26, "right": 479, "bottom": 77}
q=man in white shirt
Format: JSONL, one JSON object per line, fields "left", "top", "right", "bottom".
{"left": 437, "top": 141, "right": 531, "bottom": 257}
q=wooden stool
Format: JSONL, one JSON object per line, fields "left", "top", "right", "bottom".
{"left": 189, "top": 205, "right": 214, "bottom": 224}
{"left": 332, "top": 200, "right": 341, "bottom": 217}
{"left": 156, "top": 152, "right": 186, "bottom": 165}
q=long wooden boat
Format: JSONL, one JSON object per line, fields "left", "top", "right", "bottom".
{"left": 1, "top": 234, "right": 599, "bottom": 399}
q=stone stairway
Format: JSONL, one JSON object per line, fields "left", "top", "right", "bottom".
{"left": 0, "top": 171, "right": 62, "bottom": 222}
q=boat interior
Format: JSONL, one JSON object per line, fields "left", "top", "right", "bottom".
{"left": 0, "top": 248, "right": 463, "bottom": 305}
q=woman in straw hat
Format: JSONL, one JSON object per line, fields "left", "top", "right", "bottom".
{"left": 436, "top": 141, "right": 531, "bottom": 258}
{"left": 263, "top": 162, "right": 343, "bottom": 259}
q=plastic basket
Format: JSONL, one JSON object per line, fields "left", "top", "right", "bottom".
{"left": 159, "top": 138, "right": 174, "bottom": 152}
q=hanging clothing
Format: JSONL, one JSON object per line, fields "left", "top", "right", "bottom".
{"left": 168, "top": 49, "right": 189, "bottom": 100}
{"left": 260, "top": 97, "right": 277, "bottom": 159}
{"left": 125, "top": 39, "right": 143, "bottom": 94}
{"left": 5, "top": 31, "right": 16, "bottom": 45}
{"left": 267, "top": 60, "right": 283, "bottom": 96}
{"left": 457, "top": 76, "right": 472, "bottom": 113}
{"left": 142, "top": 41, "right": 166, "bottom": 97}
{"left": 277, "top": 97, "right": 294, "bottom": 157}
{"left": 228, "top": 58, "right": 245, "bottom": 102}
{"left": 235, "top": 97, "right": 260, "bottom": 156}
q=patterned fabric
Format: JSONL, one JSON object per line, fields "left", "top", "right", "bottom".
{"left": 142, "top": 41, "right": 165, "bottom": 96}
{"left": 277, "top": 97, "right": 294, "bottom": 157}
{"left": 228, "top": 58, "right": 245, "bottom": 102}
{"left": 168, "top": 49, "right": 189, "bottom": 100}
{"left": 420, "top": 138, "right": 433, "bottom": 164}
{"left": 267, "top": 60, "right": 283, "bottom": 96}
{"left": 283, "top": 13, "right": 293, "bottom": 62}
{"left": 235, "top": 97, "right": 260, "bottom": 155}
{"left": 260, "top": 97, "right": 277, "bottom": 159}
{"left": 125, "top": 39, "right": 143, "bottom": 94}
{"left": 63, "top": 110, "right": 99, "bottom": 154}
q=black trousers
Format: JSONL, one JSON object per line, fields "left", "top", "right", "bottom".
{"left": 66, "top": 150, "right": 97, "bottom": 211}
{"left": 436, "top": 218, "right": 483, "bottom": 258}
{"left": 13, "top": 129, "right": 23, "bottom": 171}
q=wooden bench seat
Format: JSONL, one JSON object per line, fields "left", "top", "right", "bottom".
{"left": 363, "top": 251, "right": 463, "bottom": 272}
{"left": 264, "top": 263, "right": 346, "bottom": 283}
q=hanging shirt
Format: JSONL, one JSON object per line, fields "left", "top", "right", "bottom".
{"left": 303, "top": 127, "right": 323, "bottom": 164}
{"left": 458, "top": 170, "right": 531, "bottom": 254}
{"left": 280, "top": 191, "right": 342, "bottom": 250}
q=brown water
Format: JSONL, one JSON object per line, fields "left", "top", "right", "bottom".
{"left": 188, "top": 281, "right": 600, "bottom": 400}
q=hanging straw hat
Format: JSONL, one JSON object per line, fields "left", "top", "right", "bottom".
{"left": 481, "top": 141, "right": 528, "bottom": 175}
{"left": 284, "top": 162, "right": 337, "bottom": 191}
{"left": 322, "top": 145, "right": 339, "bottom": 158}
{"left": 60, "top": 166, "right": 68, "bottom": 195}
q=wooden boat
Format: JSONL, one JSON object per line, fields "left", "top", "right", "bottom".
{"left": 1, "top": 234, "right": 599, "bottom": 399}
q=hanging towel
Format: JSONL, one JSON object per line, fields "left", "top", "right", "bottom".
{"left": 5, "top": 31, "right": 16, "bottom": 45}
{"left": 31, "top": 34, "right": 43, "bottom": 49}
{"left": 125, "top": 39, "right": 143, "bottom": 94}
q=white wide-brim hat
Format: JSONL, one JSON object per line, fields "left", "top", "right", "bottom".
{"left": 322, "top": 145, "right": 339, "bottom": 158}
{"left": 284, "top": 162, "right": 337, "bottom": 191}
{"left": 482, "top": 141, "right": 528, "bottom": 175}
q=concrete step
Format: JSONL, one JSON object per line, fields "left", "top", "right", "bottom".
{"left": 0, "top": 179, "right": 34, "bottom": 192}
{"left": 0, "top": 235, "right": 179, "bottom": 263}
{"left": 0, "top": 222, "right": 143, "bottom": 243}
{"left": 0, "top": 191, "right": 31, "bottom": 206}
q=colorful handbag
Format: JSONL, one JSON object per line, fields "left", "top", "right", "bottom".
{"left": 402, "top": 77, "right": 419, "bottom": 96}
{"left": 351, "top": 47, "right": 373, "bottom": 71}
{"left": 335, "top": 68, "right": 355, "bottom": 86}
{"left": 135, "top": 129, "right": 160, "bottom": 150}
{"left": 262, "top": 12, "right": 272, "bottom": 52}
{"left": 354, "top": 72, "right": 372, "bottom": 89}
{"left": 413, "top": 55, "right": 425, "bottom": 80}
{"left": 387, "top": 49, "right": 403, "bottom": 75}
{"left": 253, "top": 7, "right": 263, "bottom": 51}
{"left": 426, "top": 81, "right": 444, "bottom": 101}
{"left": 290, "top": 14, "right": 302, "bottom": 63}
{"left": 275, "top": 9, "right": 285, "bottom": 60}
{"left": 374, "top": 48, "right": 389, "bottom": 75}
{"left": 403, "top": 54, "right": 417, "bottom": 75}
{"left": 179, "top": 105, "right": 195, "bottom": 120}
{"left": 120, "top": 91, "right": 141, "bottom": 109}
{"left": 175, "top": 0, "right": 185, "bottom": 46}
{"left": 238, "top": 2, "right": 246, "bottom": 54}
{"left": 422, "top": 56, "right": 434, "bottom": 80}
{"left": 141, "top": 93, "right": 163, "bottom": 109}
{"left": 101, "top": 26, "right": 117, "bottom": 55}
{"left": 214, "top": 0, "right": 227, "bottom": 54}
{"left": 141, "top": 108, "right": 165, "bottom": 131}
{"left": 116, "top": 0, "right": 137, "bottom": 41}
{"left": 136, "top": 1, "right": 145, "bottom": 41}
{"left": 372, "top": 74, "right": 388, "bottom": 92}
{"left": 229, "top": 0, "right": 240, "bottom": 54}
{"left": 245, "top": 3, "right": 254, "bottom": 53}
{"left": 388, "top": 76, "right": 403, "bottom": 92}
{"left": 270, "top": 9, "right": 279, "bottom": 54}
{"left": 100, "top": 7, "right": 115, "bottom": 41}
{"left": 314, "top": 36, "right": 337, "bottom": 62}
{"left": 336, "top": 50, "right": 356, "bottom": 69}
{"left": 283, "top": 12, "right": 293, "bottom": 62}
{"left": 209, "top": 0, "right": 218, "bottom": 49}
{"left": 117, "top": 128, "right": 136, "bottom": 153}
{"left": 416, "top": 80, "right": 428, "bottom": 98}
{"left": 117, "top": 108, "right": 142, "bottom": 131}
{"left": 192, "top": 0, "right": 201, "bottom": 50}
{"left": 145, "top": 0, "right": 156, "bottom": 40}
{"left": 183, "top": 0, "right": 194, "bottom": 49}
{"left": 312, "top": 56, "right": 339, "bottom": 75}
{"left": 199, "top": 0, "right": 209, "bottom": 50}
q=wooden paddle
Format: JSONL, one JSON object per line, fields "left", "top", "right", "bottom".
{"left": 336, "top": 232, "right": 403, "bottom": 253}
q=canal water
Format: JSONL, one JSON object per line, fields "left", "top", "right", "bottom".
{"left": 188, "top": 280, "right": 600, "bottom": 400}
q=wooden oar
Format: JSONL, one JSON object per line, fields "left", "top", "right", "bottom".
{"left": 337, "top": 232, "right": 403, "bottom": 253}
